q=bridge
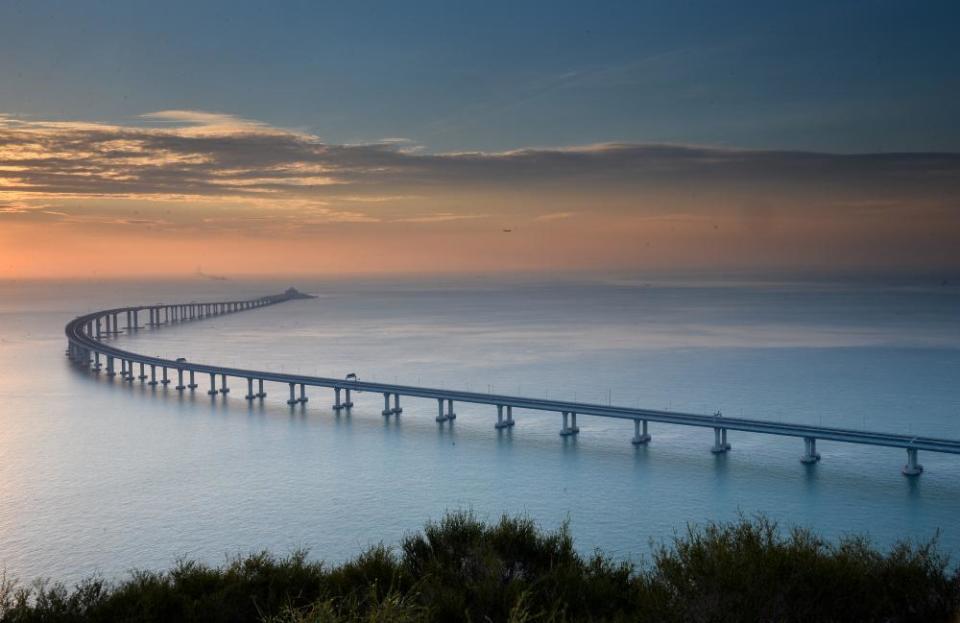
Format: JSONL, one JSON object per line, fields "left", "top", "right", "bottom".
{"left": 64, "top": 289, "right": 960, "bottom": 477}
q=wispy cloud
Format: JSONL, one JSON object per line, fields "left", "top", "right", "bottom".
{"left": 1, "top": 110, "right": 959, "bottom": 245}
{"left": 139, "top": 110, "right": 286, "bottom": 136}
{"left": 534, "top": 211, "right": 576, "bottom": 222}
{"left": 394, "top": 212, "right": 489, "bottom": 223}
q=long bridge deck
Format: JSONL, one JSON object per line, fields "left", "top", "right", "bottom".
{"left": 65, "top": 289, "right": 960, "bottom": 476}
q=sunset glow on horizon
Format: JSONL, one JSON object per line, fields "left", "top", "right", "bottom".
{"left": 1, "top": 111, "right": 957, "bottom": 278}
{"left": 1, "top": 2, "right": 958, "bottom": 278}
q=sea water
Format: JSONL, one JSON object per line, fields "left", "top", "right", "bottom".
{"left": 1, "top": 275, "right": 959, "bottom": 585}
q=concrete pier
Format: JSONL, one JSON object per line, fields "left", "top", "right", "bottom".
{"left": 711, "top": 412, "right": 731, "bottom": 454}
{"left": 711, "top": 427, "right": 730, "bottom": 454}
{"left": 495, "top": 404, "right": 509, "bottom": 429}
{"left": 332, "top": 387, "right": 344, "bottom": 411}
{"left": 559, "top": 411, "right": 580, "bottom": 436}
{"left": 903, "top": 448, "right": 923, "bottom": 476}
{"left": 287, "top": 382, "right": 298, "bottom": 405}
{"left": 208, "top": 373, "right": 218, "bottom": 396}
{"left": 632, "top": 419, "right": 651, "bottom": 445}
{"left": 382, "top": 392, "right": 392, "bottom": 416}
{"left": 801, "top": 437, "right": 821, "bottom": 464}
{"left": 219, "top": 374, "right": 229, "bottom": 394}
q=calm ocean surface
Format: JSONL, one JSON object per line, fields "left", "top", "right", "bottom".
{"left": 1, "top": 276, "right": 959, "bottom": 584}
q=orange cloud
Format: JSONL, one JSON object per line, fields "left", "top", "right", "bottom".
{"left": 1, "top": 111, "right": 959, "bottom": 278}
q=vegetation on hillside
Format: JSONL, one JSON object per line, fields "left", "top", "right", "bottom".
{"left": 1, "top": 513, "right": 957, "bottom": 622}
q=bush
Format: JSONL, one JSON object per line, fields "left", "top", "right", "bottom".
{"left": 1, "top": 513, "right": 957, "bottom": 622}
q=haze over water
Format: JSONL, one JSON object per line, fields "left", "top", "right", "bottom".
{"left": 1, "top": 275, "right": 959, "bottom": 585}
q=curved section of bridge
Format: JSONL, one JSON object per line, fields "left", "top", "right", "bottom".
{"left": 65, "top": 289, "right": 960, "bottom": 477}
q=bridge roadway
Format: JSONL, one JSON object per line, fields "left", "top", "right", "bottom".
{"left": 64, "top": 289, "right": 960, "bottom": 476}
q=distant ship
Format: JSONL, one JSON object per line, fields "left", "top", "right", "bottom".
{"left": 195, "top": 267, "right": 229, "bottom": 281}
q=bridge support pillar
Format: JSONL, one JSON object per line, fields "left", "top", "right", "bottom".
{"left": 245, "top": 378, "right": 256, "bottom": 400}
{"left": 124, "top": 360, "right": 134, "bottom": 382}
{"left": 175, "top": 368, "right": 185, "bottom": 391}
{"left": 219, "top": 374, "right": 229, "bottom": 394}
{"left": 343, "top": 388, "right": 353, "bottom": 408}
{"left": 392, "top": 393, "right": 402, "bottom": 415}
{"left": 332, "top": 387, "right": 344, "bottom": 411}
{"left": 800, "top": 437, "right": 821, "bottom": 464}
{"left": 298, "top": 383, "right": 306, "bottom": 403}
{"left": 495, "top": 405, "right": 510, "bottom": 429}
{"left": 138, "top": 362, "right": 146, "bottom": 381}
{"left": 257, "top": 379, "right": 265, "bottom": 399}
{"left": 119, "top": 359, "right": 127, "bottom": 379}
{"left": 106, "top": 356, "right": 116, "bottom": 377}
{"left": 632, "top": 419, "right": 651, "bottom": 445}
{"left": 160, "top": 367, "right": 170, "bottom": 385}
{"left": 436, "top": 399, "right": 447, "bottom": 422}
{"left": 188, "top": 370, "right": 197, "bottom": 390}
{"left": 148, "top": 365, "right": 157, "bottom": 386}
{"left": 208, "top": 373, "right": 218, "bottom": 396}
{"left": 93, "top": 352, "right": 101, "bottom": 372}
{"left": 287, "top": 382, "right": 298, "bottom": 405}
{"left": 902, "top": 448, "right": 923, "bottom": 476}
{"left": 559, "top": 411, "right": 579, "bottom": 436}
{"left": 446, "top": 399, "right": 456, "bottom": 421}
{"left": 506, "top": 405, "right": 515, "bottom": 427}
{"left": 382, "top": 392, "right": 392, "bottom": 416}
{"left": 711, "top": 427, "right": 730, "bottom": 454}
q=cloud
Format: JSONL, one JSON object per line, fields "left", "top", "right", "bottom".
{"left": 139, "top": 110, "right": 285, "bottom": 136}
{"left": 1, "top": 111, "right": 959, "bottom": 242}
{"left": 534, "top": 211, "right": 576, "bottom": 221}
{"left": 394, "top": 212, "right": 489, "bottom": 223}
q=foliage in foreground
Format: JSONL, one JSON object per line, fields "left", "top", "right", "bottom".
{"left": 1, "top": 513, "right": 957, "bottom": 622}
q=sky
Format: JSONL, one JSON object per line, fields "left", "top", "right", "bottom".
{"left": 0, "top": 0, "right": 958, "bottom": 277}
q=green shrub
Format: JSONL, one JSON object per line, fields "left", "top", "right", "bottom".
{"left": 1, "top": 513, "right": 957, "bottom": 622}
